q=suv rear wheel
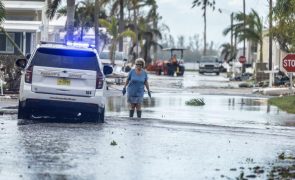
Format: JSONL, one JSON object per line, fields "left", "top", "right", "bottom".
{"left": 84, "top": 108, "right": 105, "bottom": 123}
{"left": 18, "top": 101, "right": 31, "bottom": 119}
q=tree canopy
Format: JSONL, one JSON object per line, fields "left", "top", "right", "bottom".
{"left": 271, "top": 0, "right": 295, "bottom": 53}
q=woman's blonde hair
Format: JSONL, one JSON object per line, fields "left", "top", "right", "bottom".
{"left": 135, "top": 58, "right": 145, "bottom": 67}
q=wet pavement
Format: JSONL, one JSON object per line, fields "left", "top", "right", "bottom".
{"left": 0, "top": 72, "right": 295, "bottom": 179}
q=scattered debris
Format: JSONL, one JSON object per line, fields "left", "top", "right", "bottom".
{"left": 185, "top": 98, "right": 205, "bottom": 106}
{"left": 110, "top": 140, "right": 117, "bottom": 146}
{"left": 230, "top": 168, "right": 237, "bottom": 171}
{"left": 246, "top": 174, "right": 256, "bottom": 178}
{"left": 239, "top": 82, "right": 253, "bottom": 88}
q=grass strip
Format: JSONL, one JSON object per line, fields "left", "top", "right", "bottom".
{"left": 268, "top": 95, "right": 295, "bottom": 114}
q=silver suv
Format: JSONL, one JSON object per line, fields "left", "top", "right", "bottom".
{"left": 15, "top": 42, "right": 113, "bottom": 122}
{"left": 198, "top": 56, "right": 221, "bottom": 75}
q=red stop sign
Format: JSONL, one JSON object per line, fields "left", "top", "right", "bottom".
{"left": 283, "top": 54, "right": 295, "bottom": 72}
{"left": 239, "top": 55, "right": 246, "bottom": 64}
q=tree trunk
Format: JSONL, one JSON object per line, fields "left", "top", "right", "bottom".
{"left": 242, "top": 0, "right": 246, "bottom": 73}
{"left": 66, "top": 0, "right": 75, "bottom": 42}
{"left": 110, "top": 40, "right": 117, "bottom": 66}
{"left": 269, "top": 0, "right": 273, "bottom": 70}
{"left": 230, "top": 13, "right": 233, "bottom": 60}
{"left": 260, "top": 40, "right": 263, "bottom": 63}
{"left": 134, "top": 9, "right": 138, "bottom": 58}
{"left": 203, "top": 6, "right": 207, "bottom": 56}
{"left": 118, "top": 0, "right": 124, "bottom": 52}
{"left": 94, "top": 0, "right": 100, "bottom": 52}
{"left": 80, "top": 27, "right": 84, "bottom": 41}
{"left": 152, "top": 18, "right": 158, "bottom": 61}
{"left": 0, "top": 27, "right": 24, "bottom": 57}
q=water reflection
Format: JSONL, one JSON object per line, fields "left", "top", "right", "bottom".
{"left": 106, "top": 93, "right": 295, "bottom": 128}
{"left": 16, "top": 123, "right": 104, "bottom": 180}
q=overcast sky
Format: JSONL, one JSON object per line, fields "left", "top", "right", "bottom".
{"left": 157, "top": 0, "right": 270, "bottom": 48}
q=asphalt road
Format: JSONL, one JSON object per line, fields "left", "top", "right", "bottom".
{"left": 0, "top": 72, "right": 294, "bottom": 180}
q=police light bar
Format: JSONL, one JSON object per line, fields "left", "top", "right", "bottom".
{"left": 66, "top": 41, "right": 95, "bottom": 48}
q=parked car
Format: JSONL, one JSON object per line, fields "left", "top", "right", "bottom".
{"left": 15, "top": 41, "right": 113, "bottom": 123}
{"left": 198, "top": 56, "right": 221, "bottom": 75}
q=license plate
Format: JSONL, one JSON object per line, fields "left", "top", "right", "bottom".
{"left": 57, "top": 78, "right": 71, "bottom": 86}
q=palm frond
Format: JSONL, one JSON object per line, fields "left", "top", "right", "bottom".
{"left": 0, "top": 0, "right": 6, "bottom": 25}
{"left": 119, "top": 28, "right": 136, "bottom": 42}
{"left": 46, "top": 0, "right": 62, "bottom": 19}
{"left": 149, "top": 40, "right": 163, "bottom": 49}
{"left": 56, "top": 6, "right": 67, "bottom": 19}
{"left": 110, "top": 0, "right": 120, "bottom": 16}
{"left": 99, "top": 18, "right": 111, "bottom": 30}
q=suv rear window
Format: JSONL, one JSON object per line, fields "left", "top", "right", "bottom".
{"left": 30, "top": 48, "right": 99, "bottom": 71}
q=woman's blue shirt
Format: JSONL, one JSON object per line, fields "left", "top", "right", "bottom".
{"left": 127, "top": 69, "right": 148, "bottom": 97}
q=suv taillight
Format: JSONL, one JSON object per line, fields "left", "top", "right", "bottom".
{"left": 25, "top": 66, "right": 33, "bottom": 83}
{"left": 96, "top": 72, "right": 104, "bottom": 89}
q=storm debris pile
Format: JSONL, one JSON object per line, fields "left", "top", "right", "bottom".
{"left": 185, "top": 98, "right": 205, "bottom": 106}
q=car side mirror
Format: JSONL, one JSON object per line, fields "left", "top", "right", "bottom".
{"left": 26, "top": 53, "right": 31, "bottom": 60}
{"left": 103, "top": 65, "right": 113, "bottom": 75}
{"left": 15, "top": 58, "right": 27, "bottom": 69}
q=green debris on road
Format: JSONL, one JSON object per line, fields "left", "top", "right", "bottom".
{"left": 185, "top": 98, "right": 205, "bottom": 106}
{"left": 110, "top": 140, "right": 117, "bottom": 146}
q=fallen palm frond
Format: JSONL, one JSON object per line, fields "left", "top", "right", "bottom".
{"left": 185, "top": 98, "right": 205, "bottom": 106}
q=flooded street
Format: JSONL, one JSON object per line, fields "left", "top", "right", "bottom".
{"left": 0, "top": 72, "right": 294, "bottom": 179}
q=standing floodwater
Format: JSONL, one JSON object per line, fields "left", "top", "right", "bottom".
{"left": 107, "top": 93, "right": 295, "bottom": 129}
{"left": 0, "top": 72, "right": 295, "bottom": 179}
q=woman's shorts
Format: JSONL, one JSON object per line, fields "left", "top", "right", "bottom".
{"left": 127, "top": 96, "right": 143, "bottom": 104}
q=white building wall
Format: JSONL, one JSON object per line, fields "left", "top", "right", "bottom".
{"left": 2, "top": 0, "right": 64, "bottom": 53}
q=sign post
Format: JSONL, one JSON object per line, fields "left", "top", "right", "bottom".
{"left": 264, "top": 70, "right": 278, "bottom": 87}
{"left": 282, "top": 54, "right": 295, "bottom": 94}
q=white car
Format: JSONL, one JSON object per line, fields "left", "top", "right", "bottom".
{"left": 15, "top": 42, "right": 113, "bottom": 123}
{"left": 198, "top": 56, "right": 221, "bottom": 75}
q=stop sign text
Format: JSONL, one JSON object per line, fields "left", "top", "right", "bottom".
{"left": 282, "top": 54, "right": 295, "bottom": 72}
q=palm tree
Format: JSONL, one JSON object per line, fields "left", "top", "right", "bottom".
{"left": 73, "top": 0, "right": 95, "bottom": 41}
{"left": 223, "top": 10, "right": 263, "bottom": 62}
{"left": 220, "top": 43, "right": 236, "bottom": 62}
{"left": 57, "top": 0, "right": 108, "bottom": 41}
{"left": 137, "top": 17, "right": 162, "bottom": 65}
{"left": 110, "top": 0, "right": 125, "bottom": 52}
{"left": 271, "top": 0, "right": 295, "bottom": 53}
{"left": 94, "top": 0, "right": 110, "bottom": 52}
{"left": 192, "top": 0, "right": 221, "bottom": 56}
{"left": 239, "top": 10, "right": 263, "bottom": 62}
{"left": 146, "top": 0, "right": 161, "bottom": 60}
{"left": 47, "top": 0, "right": 76, "bottom": 41}
{"left": 99, "top": 17, "right": 136, "bottom": 65}
{"left": 0, "top": 0, "right": 5, "bottom": 26}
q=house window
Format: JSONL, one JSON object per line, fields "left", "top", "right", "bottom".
{"left": 0, "top": 33, "right": 15, "bottom": 53}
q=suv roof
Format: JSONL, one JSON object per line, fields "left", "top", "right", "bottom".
{"left": 39, "top": 41, "right": 97, "bottom": 52}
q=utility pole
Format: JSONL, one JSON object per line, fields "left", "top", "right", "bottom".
{"left": 94, "top": 0, "right": 100, "bottom": 52}
{"left": 269, "top": 0, "right": 273, "bottom": 70}
{"left": 242, "top": 0, "right": 246, "bottom": 73}
{"left": 230, "top": 12, "right": 233, "bottom": 60}
{"left": 118, "top": 0, "right": 124, "bottom": 52}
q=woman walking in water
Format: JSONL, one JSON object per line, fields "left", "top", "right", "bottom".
{"left": 122, "top": 58, "right": 151, "bottom": 118}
